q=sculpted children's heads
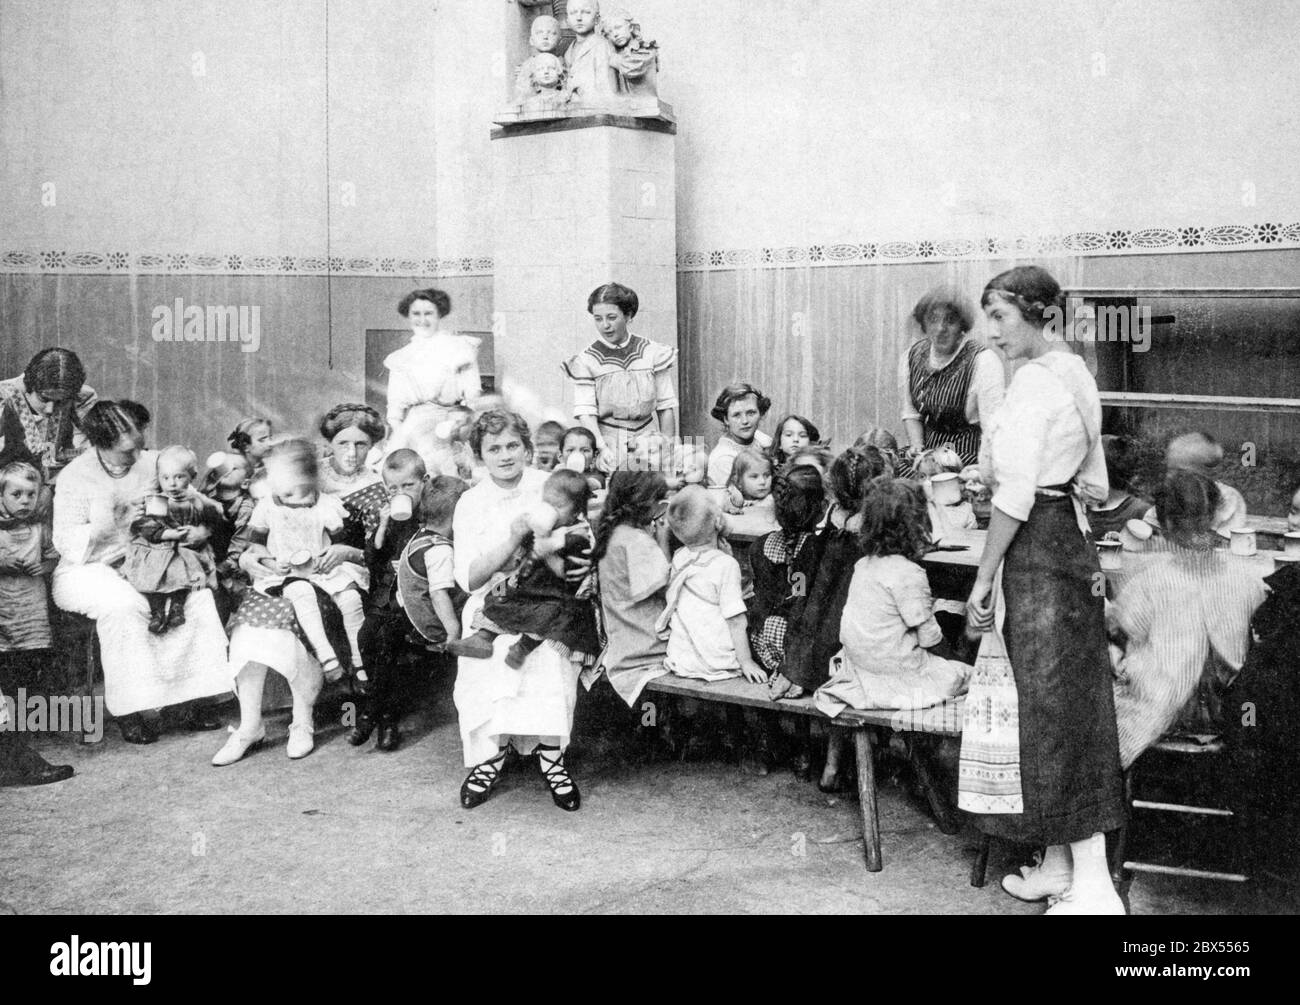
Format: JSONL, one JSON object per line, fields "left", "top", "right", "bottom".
{"left": 530, "top": 15, "right": 561, "bottom": 53}
{"left": 531, "top": 53, "right": 565, "bottom": 89}
{"left": 566, "top": 0, "right": 599, "bottom": 35}
{"left": 604, "top": 9, "right": 635, "bottom": 47}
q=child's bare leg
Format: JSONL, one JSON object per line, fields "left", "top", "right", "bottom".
{"left": 821, "top": 725, "right": 850, "bottom": 790}
{"left": 281, "top": 580, "right": 340, "bottom": 675}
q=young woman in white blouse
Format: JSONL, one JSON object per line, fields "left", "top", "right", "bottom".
{"left": 451, "top": 409, "right": 586, "bottom": 811}
{"left": 965, "top": 266, "right": 1126, "bottom": 915}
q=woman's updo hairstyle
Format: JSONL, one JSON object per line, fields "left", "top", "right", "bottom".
{"left": 587, "top": 282, "right": 639, "bottom": 319}
{"left": 709, "top": 381, "right": 772, "bottom": 423}
{"left": 23, "top": 347, "right": 86, "bottom": 396}
{"left": 81, "top": 400, "right": 148, "bottom": 450}
{"left": 772, "top": 463, "right": 827, "bottom": 534}
{"left": 319, "top": 403, "right": 386, "bottom": 444}
{"left": 228, "top": 418, "right": 271, "bottom": 454}
{"left": 980, "top": 265, "right": 1065, "bottom": 327}
{"left": 397, "top": 288, "right": 451, "bottom": 319}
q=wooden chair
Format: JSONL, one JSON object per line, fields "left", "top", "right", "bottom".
{"left": 1110, "top": 734, "right": 1250, "bottom": 888}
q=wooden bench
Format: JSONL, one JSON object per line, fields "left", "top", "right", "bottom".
{"left": 642, "top": 673, "right": 963, "bottom": 872}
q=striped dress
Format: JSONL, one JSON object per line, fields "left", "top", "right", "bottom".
{"left": 1110, "top": 540, "right": 1266, "bottom": 767}
{"left": 903, "top": 338, "right": 986, "bottom": 470}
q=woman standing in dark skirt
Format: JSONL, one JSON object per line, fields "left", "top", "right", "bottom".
{"left": 965, "top": 266, "right": 1125, "bottom": 915}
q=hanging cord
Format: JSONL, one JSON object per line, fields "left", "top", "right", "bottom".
{"left": 324, "top": 0, "right": 334, "bottom": 368}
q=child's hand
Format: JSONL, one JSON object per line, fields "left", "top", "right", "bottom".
{"left": 377, "top": 503, "right": 391, "bottom": 526}
{"left": 266, "top": 557, "right": 291, "bottom": 574}
{"left": 739, "top": 659, "right": 768, "bottom": 685}
{"left": 20, "top": 555, "right": 46, "bottom": 576}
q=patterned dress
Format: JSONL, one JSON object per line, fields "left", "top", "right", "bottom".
{"left": 901, "top": 338, "right": 998, "bottom": 472}
{"left": 562, "top": 334, "right": 677, "bottom": 468}
{"left": 0, "top": 376, "right": 97, "bottom": 484}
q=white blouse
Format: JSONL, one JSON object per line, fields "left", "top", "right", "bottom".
{"left": 384, "top": 331, "right": 481, "bottom": 429}
{"left": 980, "top": 351, "right": 1108, "bottom": 523}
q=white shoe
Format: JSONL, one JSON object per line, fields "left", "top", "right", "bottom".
{"left": 211, "top": 725, "right": 266, "bottom": 767}
{"left": 1045, "top": 882, "right": 1126, "bottom": 915}
{"left": 1001, "top": 857, "right": 1071, "bottom": 902}
{"left": 286, "top": 721, "right": 315, "bottom": 760}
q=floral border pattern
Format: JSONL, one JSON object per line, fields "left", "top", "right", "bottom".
{"left": 3, "top": 221, "right": 1298, "bottom": 277}
{"left": 675, "top": 221, "right": 1300, "bottom": 271}
{"left": 0, "top": 250, "right": 495, "bottom": 277}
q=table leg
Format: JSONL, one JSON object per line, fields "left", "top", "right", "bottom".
{"left": 854, "top": 727, "right": 882, "bottom": 872}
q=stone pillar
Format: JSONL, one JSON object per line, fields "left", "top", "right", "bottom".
{"left": 490, "top": 115, "right": 676, "bottom": 421}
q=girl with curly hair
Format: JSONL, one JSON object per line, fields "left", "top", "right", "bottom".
{"left": 815, "top": 478, "right": 969, "bottom": 718}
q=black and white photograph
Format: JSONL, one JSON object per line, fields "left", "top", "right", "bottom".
{"left": 1, "top": 0, "right": 1298, "bottom": 930}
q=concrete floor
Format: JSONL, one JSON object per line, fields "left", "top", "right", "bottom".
{"left": 3, "top": 677, "right": 1295, "bottom": 915}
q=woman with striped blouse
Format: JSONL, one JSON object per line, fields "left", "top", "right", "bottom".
{"left": 898, "top": 287, "right": 1004, "bottom": 474}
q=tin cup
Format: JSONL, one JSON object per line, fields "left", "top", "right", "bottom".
{"left": 1119, "top": 519, "right": 1153, "bottom": 553}
{"left": 388, "top": 493, "right": 414, "bottom": 522}
{"left": 1283, "top": 531, "right": 1300, "bottom": 557}
{"left": 1097, "top": 540, "right": 1123, "bottom": 571}
{"left": 288, "top": 550, "right": 314, "bottom": 576}
{"left": 931, "top": 473, "right": 962, "bottom": 506}
{"left": 144, "top": 493, "right": 169, "bottom": 518}
{"left": 1273, "top": 553, "right": 1300, "bottom": 572}
{"left": 1229, "top": 528, "right": 1257, "bottom": 557}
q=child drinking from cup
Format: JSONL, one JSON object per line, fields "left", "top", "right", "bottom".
{"left": 446, "top": 468, "right": 598, "bottom": 668}
{"left": 123, "top": 446, "right": 219, "bottom": 634}
{"left": 350, "top": 455, "right": 467, "bottom": 751}
{"left": 533, "top": 421, "right": 567, "bottom": 472}
{"left": 246, "top": 439, "right": 367, "bottom": 682}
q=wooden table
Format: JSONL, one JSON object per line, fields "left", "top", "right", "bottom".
{"left": 642, "top": 673, "right": 963, "bottom": 873}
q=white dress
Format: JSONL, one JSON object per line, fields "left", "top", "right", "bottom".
{"left": 248, "top": 494, "right": 367, "bottom": 594}
{"left": 451, "top": 467, "right": 580, "bottom": 767}
{"left": 384, "top": 331, "right": 481, "bottom": 476}
{"left": 51, "top": 449, "right": 230, "bottom": 715}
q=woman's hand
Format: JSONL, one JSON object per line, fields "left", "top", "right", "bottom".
{"left": 965, "top": 576, "right": 995, "bottom": 636}
{"left": 315, "top": 544, "right": 356, "bottom": 575}
{"left": 597, "top": 444, "right": 618, "bottom": 472}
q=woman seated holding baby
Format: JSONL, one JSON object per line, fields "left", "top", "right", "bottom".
{"left": 52, "top": 401, "right": 230, "bottom": 744}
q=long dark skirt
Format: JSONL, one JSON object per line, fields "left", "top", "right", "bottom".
{"left": 976, "top": 494, "right": 1124, "bottom": 846}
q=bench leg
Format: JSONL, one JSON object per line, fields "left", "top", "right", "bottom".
{"left": 854, "top": 727, "right": 882, "bottom": 872}
{"left": 794, "top": 717, "right": 812, "bottom": 780}
{"left": 907, "top": 736, "right": 960, "bottom": 835}
{"left": 970, "top": 834, "right": 991, "bottom": 887}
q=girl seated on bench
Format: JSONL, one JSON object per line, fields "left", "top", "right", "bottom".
{"left": 815, "top": 479, "right": 971, "bottom": 784}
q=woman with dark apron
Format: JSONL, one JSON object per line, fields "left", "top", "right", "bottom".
{"left": 898, "top": 287, "right": 1004, "bottom": 474}
{"left": 965, "top": 266, "right": 1125, "bottom": 915}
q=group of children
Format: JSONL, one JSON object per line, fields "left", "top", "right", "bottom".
{"left": 3, "top": 370, "right": 1293, "bottom": 785}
